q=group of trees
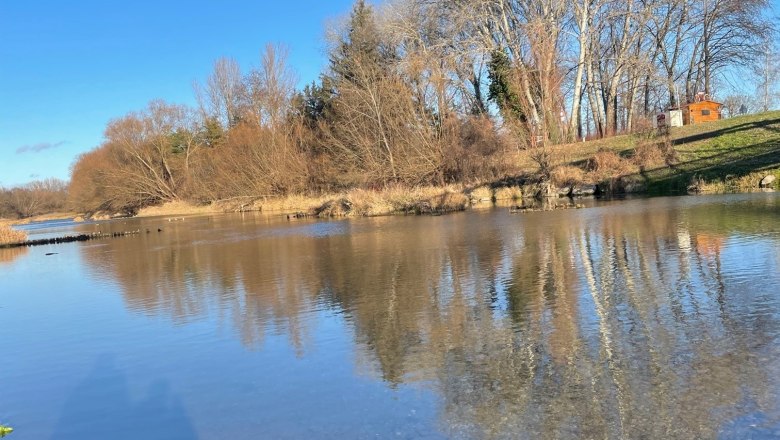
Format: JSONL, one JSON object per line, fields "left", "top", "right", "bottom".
{"left": 68, "top": 0, "right": 775, "bottom": 214}
{"left": 0, "top": 179, "right": 68, "bottom": 219}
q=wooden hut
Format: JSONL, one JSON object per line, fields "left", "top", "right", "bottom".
{"left": 683, "top": 95, "right": 723, "bottom": 125}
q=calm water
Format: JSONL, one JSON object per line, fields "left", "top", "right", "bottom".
{"left": 2, "top": 194, "right": 780, "bottom": 439}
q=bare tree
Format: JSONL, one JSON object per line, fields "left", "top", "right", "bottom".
{"left": 195, "top": 57, "right": 245, "bottom": 128}
{"left": 754, "top": 36, "right": 780, "bottom": 112}
{"left": 244, "top": 43, "right": 298, "bottom": 128}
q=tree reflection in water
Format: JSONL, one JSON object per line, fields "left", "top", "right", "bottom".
{"left": 81, "top": 195, "right": 780, "bottom": 438}
{"left": 0, "top": 247, "right": 28, "bottom": 265}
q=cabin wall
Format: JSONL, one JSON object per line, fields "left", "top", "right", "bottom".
{"left": 683, "top": 101, "right": 722, "bottom": 125}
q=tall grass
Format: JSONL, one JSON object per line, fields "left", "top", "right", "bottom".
{"left": 0, "top": 224, "right": 27, "bottom": 245}
{"left": 312, "top": 185, "right": 470, "bottom": 217}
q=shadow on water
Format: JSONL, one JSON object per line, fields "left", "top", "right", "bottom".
{"left": 51, "top": 354, "right": 196, "bottom": 440}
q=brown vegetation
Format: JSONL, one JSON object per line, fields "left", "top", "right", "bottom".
{"left": 1, "top": 178, "right": 68, "bottom": 219}
{"left": 587, "top": 149, "right": 637, "bottom": 180}
{"left": 694, "top": 170, "right": 780, "bottom": 194}
{"left": 550, "top": 165, "right": 586, "bottom": 187}
{"left": 60, "top": 0, "right": 773, "bottom": 217}
{"left": 632, "top": 137, "right": 678, "bottom": 169}
{"left": 493, "top": 186, "right": 523, "bottom": 201}
{"left": 0, "top": 224, "right": 27, "bottom": 246}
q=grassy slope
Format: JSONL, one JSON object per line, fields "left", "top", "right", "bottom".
{"left": 541, "top": 111, "right": 780, "bottom": 194}
{"left": 645, "top": 111, "right": 780, "bottom": 193}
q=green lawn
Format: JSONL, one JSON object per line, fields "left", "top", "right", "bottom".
{"left": 645, "top": 111, "right": 780, "bottom": 193}
{"left": 542, "top": 111, "right": 780, "bottom": 194}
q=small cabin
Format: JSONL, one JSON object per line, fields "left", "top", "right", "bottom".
{"left": 683, "top": 98, "right": 723, "bottom": 125}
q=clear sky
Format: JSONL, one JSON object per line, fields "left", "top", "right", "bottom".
{"left": 0, "top": 0, "right": 355, "bottom": 187}
{"left": 1, "top": 1, "right": 777, "bottom": 188}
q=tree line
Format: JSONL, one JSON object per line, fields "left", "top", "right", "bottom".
{"left": 68, "top": 0, "right": 775, "bottom": 215}
{"left": 1, "top": 179, "right": 68, "bottom": 219}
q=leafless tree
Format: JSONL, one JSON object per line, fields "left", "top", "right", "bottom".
{"left": 195, "top": 57, "right": 245, "bottom": 128}
{"left": 244, "top": 43, "right": 298, "bottom": 128}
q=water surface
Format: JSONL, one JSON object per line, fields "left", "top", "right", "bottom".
{"left": 2, "top": 194, "right": 779, "bottom": 439}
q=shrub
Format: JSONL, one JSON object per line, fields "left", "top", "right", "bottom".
{"left": 633, "top": 136, "right": 677, "bottom": 169}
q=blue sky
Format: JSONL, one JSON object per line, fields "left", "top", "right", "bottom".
{"left": 0, "top": 0, "right": 354, "bottom": 187}
{"left": 1, "top": 1, "right": 777, "bottom": 188}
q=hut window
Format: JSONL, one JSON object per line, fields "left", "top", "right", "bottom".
{"left": 701, "top": 109, "right": 711, "bottom": 116}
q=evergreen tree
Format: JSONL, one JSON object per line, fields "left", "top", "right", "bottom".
{"left": 292, "top": 82, "right": 332, "bottom": 126}
{"left": 487, "top": 50, "right": 526, "bottom": 123}
{"left": 327, "top": 0, "right": 394, "bottom": 86}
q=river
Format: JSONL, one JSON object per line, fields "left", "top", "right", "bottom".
{"left": 1, "top": 193, "right": 779, "bottom": 439}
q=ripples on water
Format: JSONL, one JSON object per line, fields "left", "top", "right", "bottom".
{"left": 1, "top": 193, "right": 779, "bottom": 439}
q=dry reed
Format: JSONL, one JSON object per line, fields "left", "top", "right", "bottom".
{"left": 587, "top": 148, "right": 637, "bottom": 180}
{"left": 493, "top": 186, "right": 523, "bottom": 201}
{"left": 550, "top": 166, "right": 586, "bottom": 187}
{"left": 0, "top": 224, "right": 27, "bottom": 245}
{"left": 468, "top": 185, "right": 493, "bottom": 203}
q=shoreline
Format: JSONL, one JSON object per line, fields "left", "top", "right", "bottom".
{"left": 2, "top": 188, "right": 775, "bottom": 249}
{"left": 133, "top": 183, "right": 775, "bottom": 220}
{"left": 2, "top": 176, "right": 776, "bottom": 228}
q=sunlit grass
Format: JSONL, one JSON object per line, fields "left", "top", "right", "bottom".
{"left": 520, "top": 111, "right": 780, "bottom": 194}
{"left": 0, "top": 225, "right": 27, "bottom": 246}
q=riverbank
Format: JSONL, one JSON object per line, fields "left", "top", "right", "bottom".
{"left": 129, "top": 112, "right": 780, "bottom": 219}
{"left": 136, "top": 186, "right": 476, "bottom": 218}
{"left": 9, "top": 112, "right": 779, "bottom": 225}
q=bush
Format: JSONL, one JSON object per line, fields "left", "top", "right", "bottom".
{"left": 441, "top": 116, "right": 513, "bottom": 183}
{"left": 632, "top": 136, "right": 677, "bottom": 169}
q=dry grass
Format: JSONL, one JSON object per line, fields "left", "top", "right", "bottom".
{"left": 632, "top": 137, "right": 677, "bottom": 169}
{"left": 127, "top": 185, "right": 475, "bottom": 220}
{"left": 493, "top": 186, "right": 523, "bottom": 201}
{"left": 137, "top": 200, "right": 219, "bottom": 217}
{"left": 468, "top": 185, "right": 493, "bottom": 203}
{"left": 315, "top": 185, "right": 469, "bottom": 217}
{"left": 632, "top": 141, "right": 666, "bottom": 168}
{"left": 550, "top": 165, "right": 586, "bottom": 187}
{"left": 694, "top": 169, "right": 780, "bottom": 194}
{"left": 256, "top": 194, "right": 332, "bottom": 213}
{"left": 0, "top": 224, "right": 27, "bottom": 245}
{"left": 341, "top": 188, "right": 395, "bottom": 216}
{"left": 587, "top": 149, "right": 638, "bottom": 180}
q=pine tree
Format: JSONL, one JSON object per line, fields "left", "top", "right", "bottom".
{"left": 327, "top": 0, "right": 393, "bottom": 86}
